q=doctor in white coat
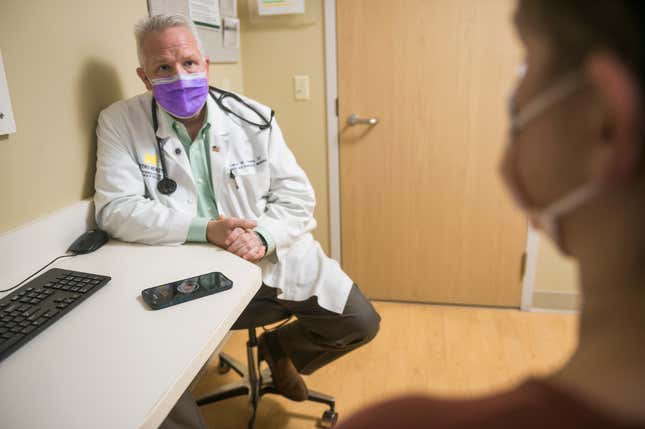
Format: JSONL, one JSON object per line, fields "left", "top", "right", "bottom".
{"left": 94, "top": 14, "right": 380, "bottom": 428}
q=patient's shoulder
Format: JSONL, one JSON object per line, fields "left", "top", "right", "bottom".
{"left": 337, "top": 379, "right": 641, "bottom": 429}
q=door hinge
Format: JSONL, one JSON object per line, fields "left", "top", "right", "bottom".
{"left": 520, "top": 252, "right": 527, "bottom": 280}
{"left": 335, "top": 98, "right": 339, "bottom": 117}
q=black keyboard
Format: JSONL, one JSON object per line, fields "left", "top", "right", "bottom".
{"left": 0, "top": 268, "right": 110, "bottom": 362}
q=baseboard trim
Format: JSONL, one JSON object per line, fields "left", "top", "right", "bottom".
{"left": 531, "top": 290, "right": 580, "bottom": 312}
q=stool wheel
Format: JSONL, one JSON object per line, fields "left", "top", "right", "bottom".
{"left": 217, "top": 358, "right": 231, "bottom": 374}
{"left": 319, "top": 409, "right": 338, "bottom": 428}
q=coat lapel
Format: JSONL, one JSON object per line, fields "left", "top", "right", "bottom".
{"left": 153, "top": 102, "right": 196, "bottom": 191}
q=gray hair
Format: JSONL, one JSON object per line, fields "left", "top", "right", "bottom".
{"left": 134, "top": 14, "right": 205, "bottom": 67}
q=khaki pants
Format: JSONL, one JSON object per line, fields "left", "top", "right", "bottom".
{"left": 160, "top": 284, "right": 380, "bottom": 428}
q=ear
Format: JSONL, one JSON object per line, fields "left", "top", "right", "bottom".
{"left": 137, "top": 67, "right": 153, "bottom": 91}
{"left": 585, "top": 53, "right": 643, "bottom": 184}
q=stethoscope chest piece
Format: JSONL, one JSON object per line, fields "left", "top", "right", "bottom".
{"left": 157, "top": 177, "right": 177, "bottom": 195}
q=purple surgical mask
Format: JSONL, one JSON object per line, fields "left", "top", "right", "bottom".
{"left": 151, "top": 72, "right": 208, "bottom": 119}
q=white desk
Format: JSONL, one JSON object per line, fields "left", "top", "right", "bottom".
{"left": 0, "top": 201, "right": 263, "bottom": 429}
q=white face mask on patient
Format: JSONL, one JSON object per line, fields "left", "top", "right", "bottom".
{"left": 501, "top": 72, "right": 599, "bottom": 249}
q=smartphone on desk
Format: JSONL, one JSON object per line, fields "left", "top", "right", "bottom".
{"left": 141, "top": 272, "right": 233, "bottom": 310}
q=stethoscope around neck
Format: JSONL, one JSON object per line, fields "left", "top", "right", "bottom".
{"left": 151, "top": 86, "right": 275, "bottom": 195}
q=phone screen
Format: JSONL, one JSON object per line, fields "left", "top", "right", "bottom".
{"left": 141, "top": 272, "right": 233, "bottom": 310}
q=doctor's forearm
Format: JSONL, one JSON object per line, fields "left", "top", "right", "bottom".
{"left": 95, "top": 199, "right": 193, "bottom": 245}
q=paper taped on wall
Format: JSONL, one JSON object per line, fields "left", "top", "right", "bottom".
{"left": 189, "top": 0, "right": 221, "bottom": 29}
{"left": 0, "top": 51, "right": 16, "bottom": 135}
{"left": 257, "top": 0, "right": 305, "bottom": 16}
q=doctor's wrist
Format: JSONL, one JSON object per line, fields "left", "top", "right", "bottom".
{"left": 254, "top": 231, "right": 268, "bottom": 250}
{"left": 252, "top": 225, "right": 275, "bottom": 255}
{"left": 206, "top": 219, "right": 225, "bottom": 247}
{"left": 206, "top": 216, "right": 258, "bottom": 249}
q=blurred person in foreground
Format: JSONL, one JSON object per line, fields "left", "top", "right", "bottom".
{"left": 339, "top": 1, "right": 645, "bottom": 428}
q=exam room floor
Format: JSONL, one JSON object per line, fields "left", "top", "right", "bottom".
{"left": 192, "top": 301, "right": 578, "bottom": 429}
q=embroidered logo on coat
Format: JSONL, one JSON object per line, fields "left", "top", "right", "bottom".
{"left": 144, "top": 153, "right": 158, "bottom": 166}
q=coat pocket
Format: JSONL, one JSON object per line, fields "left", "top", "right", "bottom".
{"left": 225, "top": 168, "right": 270, "bottom": 216}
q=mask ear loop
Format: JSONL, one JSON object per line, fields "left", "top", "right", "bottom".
{"left": 504, "top": 71, "right": 587, "bottom": 206}
{"left": 507, "top": 71, "right": 598, "bottom": 248}
{"left": 513, "top": 72, "right": 583, "bottom": 133}
{"left": 532, "top": 184, "right": 600, "bottom": 245}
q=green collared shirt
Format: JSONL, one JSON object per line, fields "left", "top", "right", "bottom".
{"left": 159, "top": 105, "right": 275, "bottom": 255}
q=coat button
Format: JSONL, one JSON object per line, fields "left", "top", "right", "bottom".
{"left": 175, "top": 148, "right": 182, "bottom": 155}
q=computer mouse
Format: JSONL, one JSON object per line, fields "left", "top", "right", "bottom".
{"left": 68, "top": 229, "right": 109, "bottom": 254}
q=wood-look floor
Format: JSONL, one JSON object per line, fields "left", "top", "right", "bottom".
{"left": 192, "top": 301, "right": 578, "bottom": 429}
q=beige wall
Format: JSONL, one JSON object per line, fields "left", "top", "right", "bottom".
{"left": 210, "top": 62, "right": 245, "bottom": 94}
{"left": 0, "top": 0, "right": 243, "bottom": 233}
{"left": 238, "top": 0, "right": 330, "bottom": 253}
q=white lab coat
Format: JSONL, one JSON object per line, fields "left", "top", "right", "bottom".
{"left": 94, "top": 92, "right": 352, "bottom": 313}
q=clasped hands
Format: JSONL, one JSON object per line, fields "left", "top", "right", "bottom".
{"left": 206, "top": 216, "right": 266, "bottom": 262}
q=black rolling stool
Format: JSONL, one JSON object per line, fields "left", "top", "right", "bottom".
{"left": 196, "top": 306, "right": 339, "bottom": 429}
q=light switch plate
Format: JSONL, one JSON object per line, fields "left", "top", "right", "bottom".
{"left": 0, "top": 50, "right": 16, "bottom": 135}
{"left": 293, "top": 75, "right": 310, "bottom": 100}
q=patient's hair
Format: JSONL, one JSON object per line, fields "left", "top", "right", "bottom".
{"left": 516, "top": 0, "right": 645, "bottom": 83}
{"left": 134, "top": 14, "right": 204, "bottom": 67}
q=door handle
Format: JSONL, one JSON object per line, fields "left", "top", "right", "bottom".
{"left": 347, "top": 113, "right": 379, "bottom": 126}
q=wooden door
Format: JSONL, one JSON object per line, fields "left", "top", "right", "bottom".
{"left": 337, "top": 0, "right": 526, "bottom": 306}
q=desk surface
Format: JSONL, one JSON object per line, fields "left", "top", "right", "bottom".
{"left": 0, "top": 241, "right": 262, "bottom": 429}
